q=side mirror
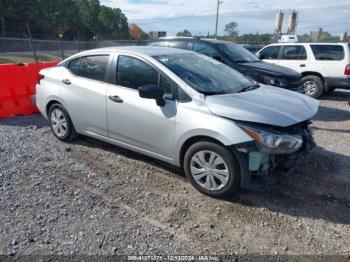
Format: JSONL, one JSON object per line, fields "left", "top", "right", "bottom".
{"left": 255, "top": 52, "right": 261, "bottom": 59}
{"left": 213, "top": 56, "right": 222, "bottom": 62}
{"left": 138, "top": 84, "right": 165, "bottom": 107}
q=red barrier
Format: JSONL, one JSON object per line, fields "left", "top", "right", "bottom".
{"left": 0, "top": 62, "right": 58, "bottom": 119}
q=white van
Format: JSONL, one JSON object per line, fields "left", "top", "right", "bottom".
{"left": 256, "top": 43, "right": 350, "bottom": 98}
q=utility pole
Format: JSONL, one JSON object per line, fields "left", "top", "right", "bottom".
{"left": 215, "top": 0, "right": 223, "bottom": 39}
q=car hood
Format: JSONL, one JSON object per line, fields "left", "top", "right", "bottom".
{"left": 205, "top": 85, "right": 319, "bottom": 127}
{"left": 236, "top": 61, "right": 300, "bottom": 79}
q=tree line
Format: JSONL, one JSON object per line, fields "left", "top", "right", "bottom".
{"left": 2, "top": 0, "right": 130, "bottom": 40}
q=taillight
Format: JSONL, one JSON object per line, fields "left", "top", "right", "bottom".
{"left": 36, "top": 74, "right": 44, "bottom": 85}
{"left": 345, "top": 64, "right": 350, "bottom": 76}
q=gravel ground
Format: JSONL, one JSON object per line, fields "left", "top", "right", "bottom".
{"left": 0, "top": 90, "right": 349, "bottom": 257}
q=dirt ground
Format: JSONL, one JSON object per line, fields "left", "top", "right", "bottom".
{"left": 0, "top": 90, "right": 349, "bottom": 257}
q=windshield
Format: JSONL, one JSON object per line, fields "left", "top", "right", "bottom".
{"left": 217, "top": 43, "right": 260, "bottom": 63}
{"left": 153, "top": 53, "right": 254, "bottom": 95}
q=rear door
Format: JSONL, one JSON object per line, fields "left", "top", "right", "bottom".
{"left": 277, "top": 45, "right": 308, "bottom": 73}
{"left": 60, "top": 54, "right": 111, "bottom": 136}
{"left": 309, "top": 44, "right": 346, "bottom": 77}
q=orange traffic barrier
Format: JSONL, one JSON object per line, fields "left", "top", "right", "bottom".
{"left": 0, "top": 62, "right": 58, "bottom": 119}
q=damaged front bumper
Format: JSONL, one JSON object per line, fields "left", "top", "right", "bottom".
{"left": 234, "top": 121, "right": 315, "bottom": 190}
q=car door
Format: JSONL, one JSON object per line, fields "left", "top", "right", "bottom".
{"left": 278, "top": 45, "right": 308, "bottom": 73}
{"left": 106, "top": 54, "right": 177, "bottom": 158}
{"left": 60, "top": 54, "right": 111, "bottom": 137}
{"left": 258, "top": 45, "right": 282, "bottom": 65}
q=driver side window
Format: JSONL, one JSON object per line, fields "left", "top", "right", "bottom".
{"left": 259, "top": 46, "right": 281, "bottom": 60}
{"left": 117, "top": 55, "right": 175, "bottom": 99}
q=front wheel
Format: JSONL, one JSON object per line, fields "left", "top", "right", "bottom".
{"left": 183, "top": 141, "right": 240, "bottom": 198}
{"left": 302, "top": 75, "right": 324, "bottom": 99}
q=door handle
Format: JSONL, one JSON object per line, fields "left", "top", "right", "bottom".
{"left": 300, "top": 64, "right": 306, "bottom": 67}
{"left": 62, "top": 79, "right": 71, "bottom": 85}
{"left": 109, "top": 95, "right": 123, "bottom": 103}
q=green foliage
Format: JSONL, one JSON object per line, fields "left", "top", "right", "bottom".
{"left": 2, "top": 0, "right": 130, "bottom": 40}
{"left": 176, "top": 29, "right": 192, "bottom": 37}
{"left": 224, "top": 22, "right": 238, "bottom": 37}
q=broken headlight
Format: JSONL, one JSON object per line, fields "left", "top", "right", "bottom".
{"left": 240, "top": 124, "right": 303, "bottom": 154}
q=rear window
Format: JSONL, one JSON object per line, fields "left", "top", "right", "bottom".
{"left": 310, "top": 45, "right": 344, "bottom": 60}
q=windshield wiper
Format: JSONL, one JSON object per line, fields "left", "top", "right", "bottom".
{"left": 201, "top": 91, "right": 226, "bottom": 96}
{"left": 238, "top": 84, "right": 260, "bottom": 93}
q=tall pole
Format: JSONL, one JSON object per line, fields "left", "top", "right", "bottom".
{"left": 215, "top": 0, "right": 223, "bottom": 39}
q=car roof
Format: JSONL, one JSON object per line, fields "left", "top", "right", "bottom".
{"left": 152, "top": 38, "right": 238, "bottom": 45}
{"left": 266, "top": 42, "right": 349, "bottom": 46}
{"left": 76, "top": 46, "right": 192, "bottom": 56}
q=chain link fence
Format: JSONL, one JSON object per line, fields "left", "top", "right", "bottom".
{"left": 0, "top": 37, "right": 150, "bottom": 64}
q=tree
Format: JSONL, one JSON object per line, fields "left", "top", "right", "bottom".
{"left": 176, "top": 29, "right": 192, "bottom": 37}
{"left": 2, "top": 0, "right": 130, "bottom": 40}
{"left": 224, "top": 22, "right": 238, "bottom": 37}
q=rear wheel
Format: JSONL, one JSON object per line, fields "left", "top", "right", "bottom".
{"left": 302, "top": 75, "right": 324, "bottom": 98}
{"left": 49, "top": 103, "right": 78, "bottom": 142}
{"left": 183, "top": 141, "right": 240, "bottom": 198}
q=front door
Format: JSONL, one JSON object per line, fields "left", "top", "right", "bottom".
{"left": 107, "top": 55, "right": 177, "bottom": 158}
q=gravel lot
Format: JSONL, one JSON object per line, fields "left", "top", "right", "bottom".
{"left": 0, "top": 90, "right": 349, "bottom": 257}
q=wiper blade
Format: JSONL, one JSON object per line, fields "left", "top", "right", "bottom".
{"left": 201, "top": 91, "right": 226, "bottom": 96}
{"left": 238, "top": 84, "right": 260, "bottom": 93}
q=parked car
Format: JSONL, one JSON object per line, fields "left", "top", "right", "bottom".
{"left": 256, "top": 43, "right": 350, "bottom": 98}
{"left": 149, "top": 38, "right": 304, "bottom": 93}
{"left": 35, "top": 46, "right": 319, "bottom": 198}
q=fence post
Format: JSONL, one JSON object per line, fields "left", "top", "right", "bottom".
{"left": 26, "top": 23, "right": 38, "bottom": 63}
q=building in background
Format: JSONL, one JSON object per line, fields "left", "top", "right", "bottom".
{"left": 149, "top": 31, "right": 166, "bottom": 40}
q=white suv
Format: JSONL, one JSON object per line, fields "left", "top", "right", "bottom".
{"left": 256, "top": 43, "right": 350, "bottom": 98}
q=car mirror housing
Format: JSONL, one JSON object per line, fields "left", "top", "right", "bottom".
{"left": 138, "top": 84, "right": 165, "bottom": 106}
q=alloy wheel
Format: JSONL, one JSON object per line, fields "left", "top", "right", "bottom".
{"left": 50, "top": 108, "right": 68, "bottom": 137}
{"left": 189, "top": 150, "right": 229, "bottom": 191}
{"left": 304, "top": 80, "right": 317, "bottom": 95}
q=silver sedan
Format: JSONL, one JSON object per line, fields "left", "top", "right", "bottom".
{"left": 35, "top": 46, "right": 319, "bottom": 197}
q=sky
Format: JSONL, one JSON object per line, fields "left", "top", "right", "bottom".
{"left": 101, "top": 0, "right": 350, "bottom": 36}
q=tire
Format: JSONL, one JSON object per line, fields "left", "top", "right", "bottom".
{"left": 48, "top": 103, "right": 78, "bottom": 142}
{"left": 183, "top": 141, "right": 241, "bottom": 198}
{"left": 302, "top": 75, "right": 324, "bottom": 99}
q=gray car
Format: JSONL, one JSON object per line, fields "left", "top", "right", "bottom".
{"left": 35, "top": 46, "right": 319, "bottom": 198}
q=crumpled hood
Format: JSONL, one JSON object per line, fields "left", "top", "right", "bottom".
{"left": 205, "top": 85, "right": 319, "bottom": 127}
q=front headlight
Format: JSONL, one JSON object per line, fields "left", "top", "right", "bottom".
{"left": 262, "top": 76, "right": 288, "bottom": 87}
{"left": 241, "top": 124, "right": 303, "bottom": 154}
